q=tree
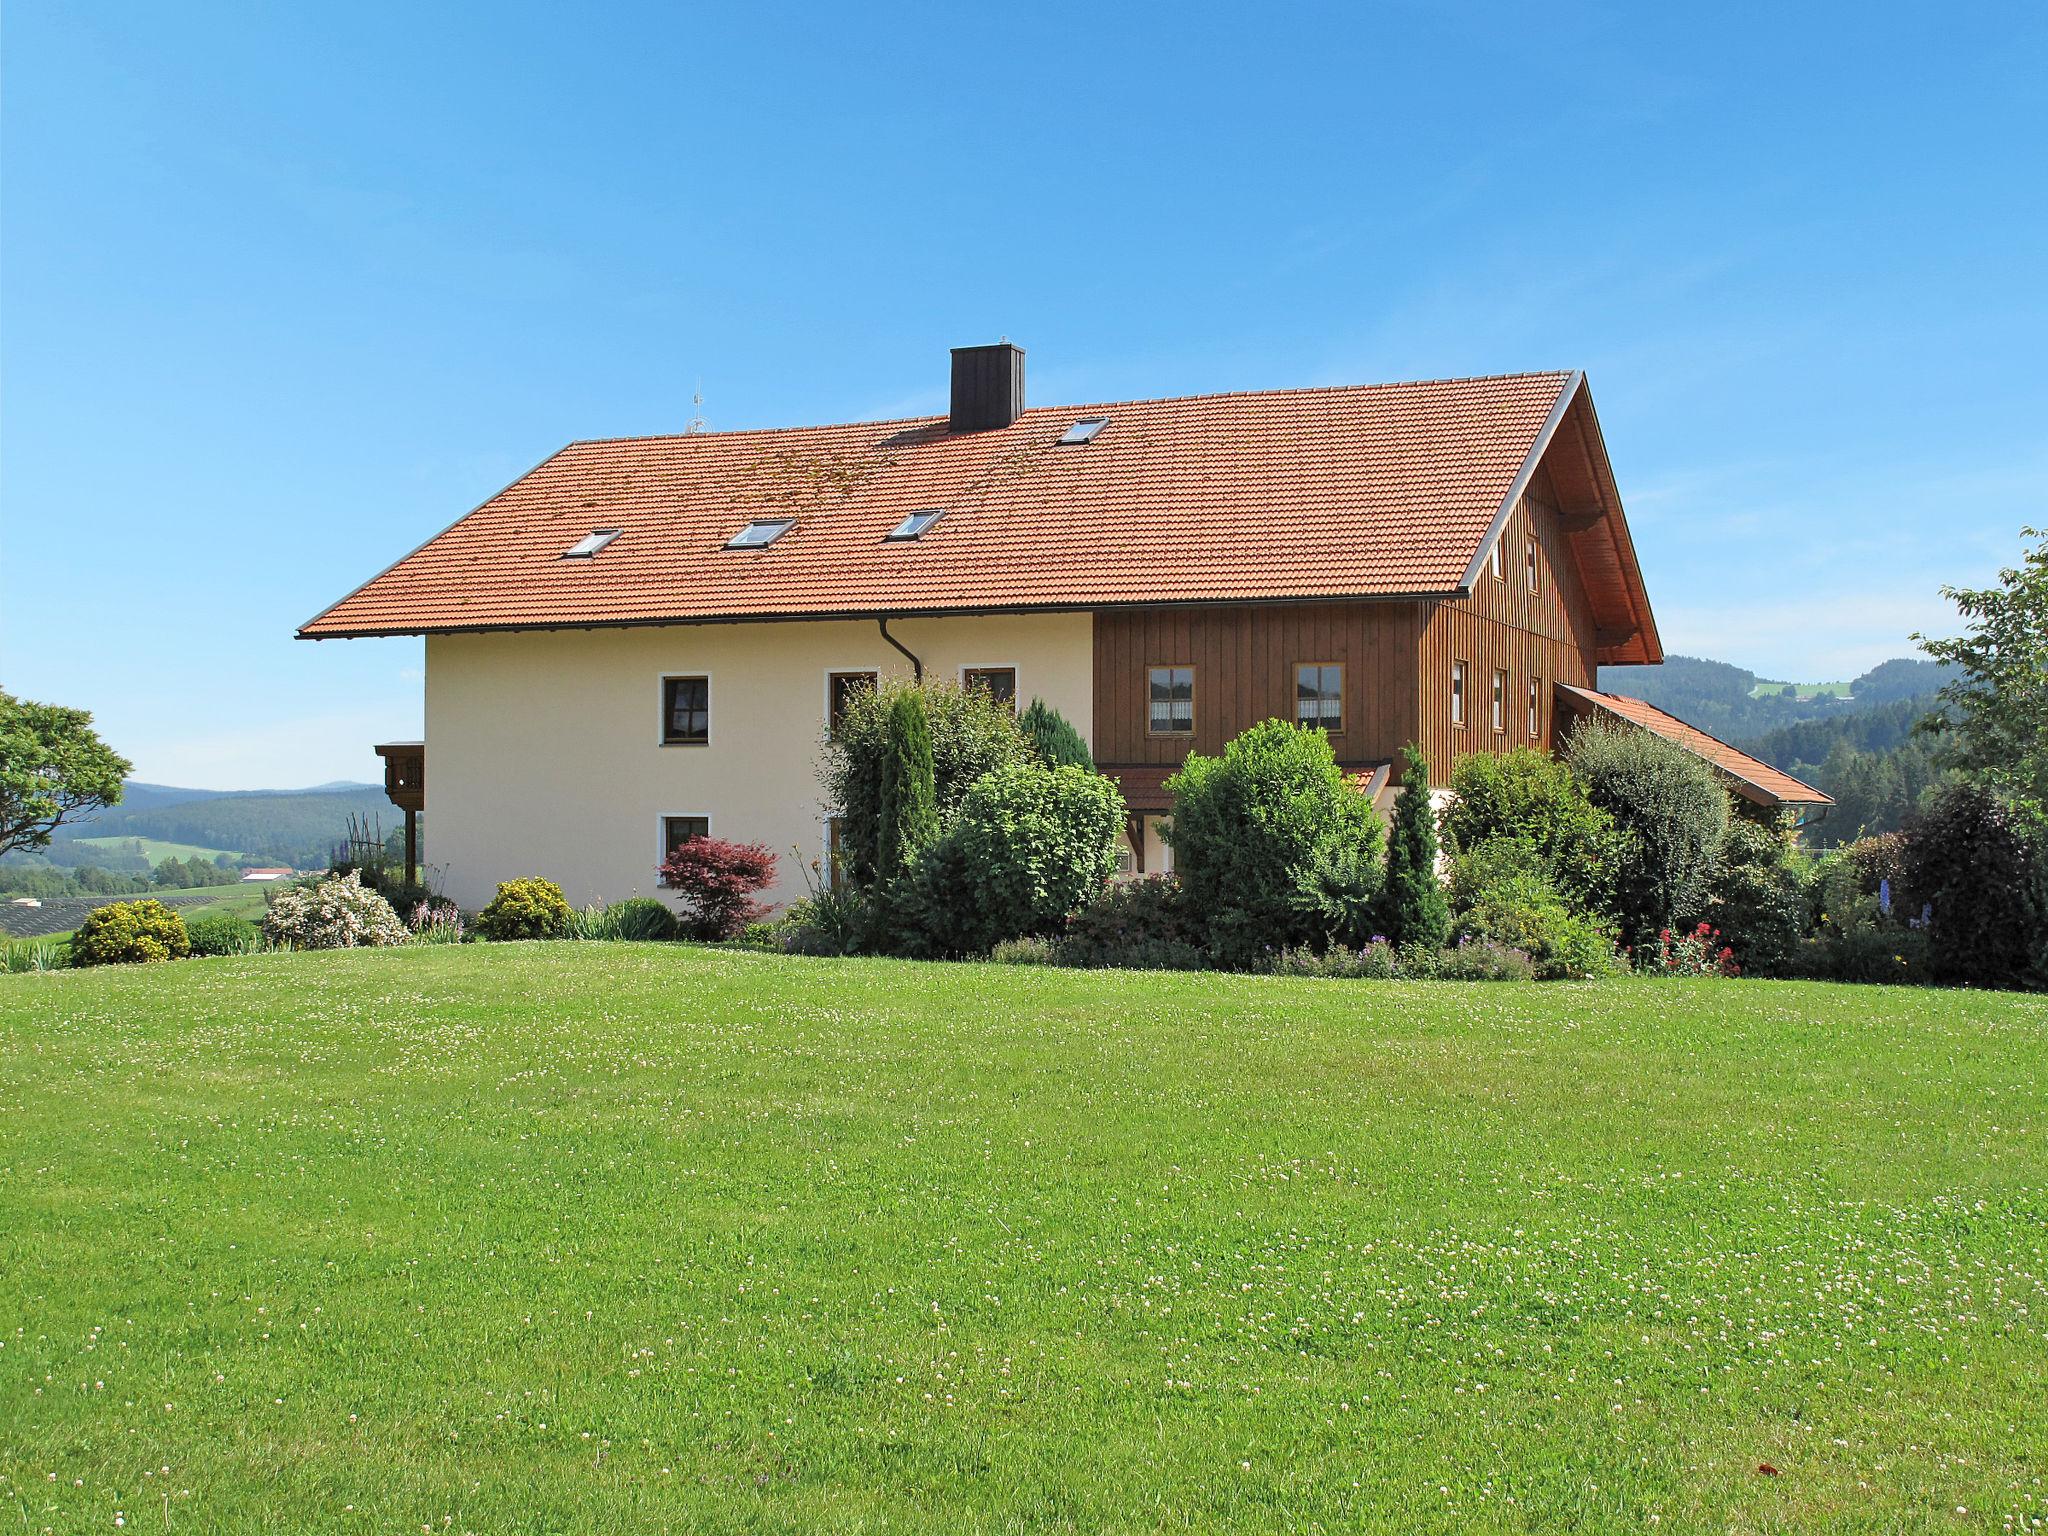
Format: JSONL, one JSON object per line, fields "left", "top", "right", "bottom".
{"left": 1914, "top": 527, "right": 2048, "bottom": 807}
{"left": 1018, "top": 698, "right": 1096, "bottom": 772}
{"left": 0, "top": 690, "right": 131, "bottom": 856}
{"left": 658, "top": 837, "right": 779, "bottom": 940}
{"left": 876, "top": 689, "right": 938, "bottom": 879}
{"left": 1382, "top": 744, "right": 1450, "bottom": 950}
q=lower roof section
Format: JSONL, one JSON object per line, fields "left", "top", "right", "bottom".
{"left": 1555, "top": 685, "right": 1833, "bottom": 810}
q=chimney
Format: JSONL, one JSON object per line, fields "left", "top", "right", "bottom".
{"left": 949, "top": 342, "right": 1025, "bottom": 432}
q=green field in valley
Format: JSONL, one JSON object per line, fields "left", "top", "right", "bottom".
{"left": 63, "top": 836, "right": 245, "bottom": 866}
{"left": 1, "top": 946, "right": 2042, "bottom": 1533}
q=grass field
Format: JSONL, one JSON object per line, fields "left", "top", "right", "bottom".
{"left": 63, "top": 836, "right": 245, "bottom": 866}
{"left": 1, "top": 947, "right": 2042, "bottom": 1533}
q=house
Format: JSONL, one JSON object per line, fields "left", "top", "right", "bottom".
{"left": 300, "top": 343, "right": 1826, "bottom": 910}
{"left": 239, "top": 867, "right": 294, "bottom": 883}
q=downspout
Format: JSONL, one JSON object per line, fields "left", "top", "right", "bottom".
{"left": 878, "top": 617, "right": 922, "bottom": 681}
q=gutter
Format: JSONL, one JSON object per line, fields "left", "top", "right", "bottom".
{"left": 877, "top": 617, "right": 923, "bottom": 681}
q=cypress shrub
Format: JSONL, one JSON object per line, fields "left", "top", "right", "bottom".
{"left": 1382, "top": 743, "right": 1450, "bottom": 950}
{"left": 1018, "top": 698, "right": 1096, "bottom": 772}
{"left": 876, "top": 690, "right": 939, "bottom": 879}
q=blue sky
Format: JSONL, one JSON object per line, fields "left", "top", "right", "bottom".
{"left": 3, "top": 2, "right": 2043, "bottom": 787}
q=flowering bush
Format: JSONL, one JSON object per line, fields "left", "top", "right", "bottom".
{"left": 1636, "top": 922, "right": 1740, "bottom": 978}
{"left": 261, "top": 873, "right": 408, "bottom": 951}
{"left": 71, "top": 899, "right": 190, "bottom": 966}
{"left": 474, "top": 878, "right": 572, "bottom": 941}
{"left": 1404, "top": 937, "right": 1539, "bottom": 981}
{"left": 658, "top": 837, "right": 778, "bottom": 940}
{"left": 407, "top": 899, "right": 467, "bottom": 944}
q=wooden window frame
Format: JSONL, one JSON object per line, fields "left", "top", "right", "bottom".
{"left": 1451, "top": 659, "right": 1469, "bottom": 729}
{"left": 658, "top": 813, "right": 711, "bottom": 862}
{"left": 825, "top": 669, "right": 878, "bottom": 739}
{"left": 1491, "top": 669, "right": 1508, "bottom": 734}
{"left": 1293, "top": 661, "right": 1344, "bottom": 735}
{"left": 1488, "top": 540, "right": 1504, "bottom": 581}
{"left": 658, "top": 674, "right": 711, "bottom": 747}
{"left": 1526, "top": 538, "right": 1541, "bottom": 595}
{"left": 960, "top": 664, "right": 1019, "bottom": 713}
{"left": 1527, "top": 675, "right": 1541, "bottom": 739}
{"left": 1147, "top": 664, "right": 1196, "bottom": 738}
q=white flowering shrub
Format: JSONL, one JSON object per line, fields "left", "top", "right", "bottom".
{"left": 261, "top": 871, "right": 409, "bottom": 951}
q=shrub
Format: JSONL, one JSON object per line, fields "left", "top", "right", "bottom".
{"left": 1844, "top": 831, "right": 1912, "bottom": 902}
{"left": 1798, "top": 895, "right": 1933, "bottom": 984}
{"left": 1381, "top": 744, "right": 1450, "bottom": 950}
{"left": 1564, "top": 717, "right": 1730, "bottom": 947}
{"left": 822, "top": 677, "right": 1033, "bottom": 890}
{"left": 658, "top": 837, "right": 778, "bottom": 941}
{"left": 2, "top": 936, "right": 69, "bottom": 972}
{"left": 473, "top": 877, "right": 572, "bottom": 942}
{"left": 1276, "top": 939, "right": 1400, "bottom": 979}
{"left": 1164, "top": 720, "right": 1386, "bottom": 969}
{"left": 70, "top": 899, "right": 190, "bottom": 966}
{"left": 1706, "top": 819, "right": 1808, "bottom": 977}
{"left": 1635, "top": 922, "right": 1740, "bottom": 978}
{"left": 406, "top": 899, "right": 467, "bottom": 944}
{"left": 603, "top": 896, "right": 680, "bottom": 942}
{"left": 186, "top": 911, "right": 261, "bottom": 957}
{"left": 262, "top": 872, "right": 409, "bottom": 950}
{"left": 1901, "top": 782, "right": 2044, "bottom": 988}
{"left": 1406, "top": 938, "right": 1539, "bottom": 982}
{"left": 1057, "top": 875, "right": 1207, "bottom": 971}
{"left": 1441, "top": 747, "right": 1618, "bottom": 915}
{"left": 1450, "top": 871, "right": 1620, "bottom": 979}
{"left": 1019, "top": 698, "right": 1096, "bottom": 772}
{"left": 877, "top": 690, "right": 940, "bottom": 880}
{"left": 990, "top": 935, "right": 1060, "bottom": 965}
{"left": 777, "top": 887, "right": 867, "bottom": 957}
{"left": 904, "top": 763, "right": 1125, "bottom": 954}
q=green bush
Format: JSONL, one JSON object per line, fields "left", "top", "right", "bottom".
{"left": 71, "top": 899, "right": 190, "bottom": 966}
{"left": 905, "top": 763, "right": 1125, "bottom": 955}
{"left": 877, "top": 690, "right": 939, "bottom": 880}
{"left": 1441, "top": 747, "right": 1617, "bottom": 915}
{"left": 1797, "top": 894, "right": 1932, "bottom": 984}
{"left": 1056, "top": 875, "right": 1206, "bottom": 971}
{"left": 185, "top": 911, "right": 261, "bottom": 957}
{"left": 605, "top": 897, "right": 680, "bottom": 942}
{"left": 990, "top": 936, "right": 1060, "bottom": 965}
{"left": 1019, "top": 698, "right": 1096, "bottom": 772}
{"left": 1164, "top": 720, "right": 1386, "bottom": 969}
{"left": 1902, "top": 782, "right": 2043, "bottom": 988}
{"left": 777, "top": 887, "right": 868, "bottom": 957}
{"left": 1275, "top": 940, "right": 1401, "bottom": 979}
{"left": 1450, "top": 872, "right": 1620, "bottom": 979}
{"left": 474, "top": 877, "right": 572, "bottom": 941}
{"left": 1706, "top": 819, "right": 1809, "bottom": 977}
{"left": 1405, "top": 938, "right": 1539, "bottom": 982}
{"left": 821, "top": 678, "right": 1033, "bottom": 890}
{"left": 1564, "top": 717, "right": 1730, "bottom": 948}
{"left": 1, "top": 936, "right": 69, "bottom": 972}
{"left": 1381, "top": 744, "right": 1450, "bottom": 951}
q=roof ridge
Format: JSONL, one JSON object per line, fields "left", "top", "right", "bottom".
{"left": 557, "top": 370, "right": 1579, "bottom": 451}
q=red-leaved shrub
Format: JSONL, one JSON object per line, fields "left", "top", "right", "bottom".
{"left": 657, "top": 837, "right": 778, "bottom": 940}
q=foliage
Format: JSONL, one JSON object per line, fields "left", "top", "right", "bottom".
{"left": 1901, "top": 781, "right": 2044, "bottom": 988}
{"left": 406, "top": 899, "right": 468, "bottom": 944}
{"left": 1380, "top": 744, "right": 1450, "bottom": 951}
{"left": 876, "top": 689, "right": 940, "bottom": 881}
{"left": 1450, "top": 871, "right": 1620, "bottom": 980}
{"left": 1018, "top": 698, "right": 1096, "bottom": 772}
{"left": 989, "top": 935, "right": 1060, "bottom": 965}
{"left": 1164, "top": 720, "right": 1386, "bottom": 969}
{"left": 1, "top": 935, "right": 68, "bottom": 972}
{"left": 1705, "top": 819, "right": 1809, "bottom": 977}
{"left": 1274, "top": 940, "right": 1400, "bottom": 980}
{"left": 1797, "top": 893, "right": 1933, "bottom": 984}
{"left": 1915, "top": 527, "right": 2048, "bottom": 806}
{"left": 1288, "top": 837, "right": 1388, "bottom": 953}
{"left": 902, "top": 763, "right": 1125, "bottom": 955}
{"left": 262, "top": 872, "right": 409, "bottom": 950}
{"left": 1634, "top": 922, "right": 1740, "bottom": 978}
{"left": 1565, "top": 716, "right": 1730, "bottom": 947}
{"left": 820, "top": 677, "right": 1033, "bottom": 890}
{"left": 1056, "top": 874, "right": 1206, "bottom": 971}
{"left": 0, "top": 860, "right": 153, "bottom": 901}
{"left": 0, "top": 690, "right": 132, "bottom": 856}
{"left": 152, "top": 853, "right": 241, "bottom": 889}
{"left": 1399, "top": 937, "right": 1540, "bottom": 981}
{"left": 605, "top": 896, "right": 680, "bottom": 942}
{"left": 1440, "top": 746, "right": 1617, "bottom": 914}
{"left": 71, "top": 898, "right": 191, "bottom": 965}
{"left": 658, "top": 838, "right": 778, "bottom": 941}
{"left": 473, "top": 877, "right": 573, "bottom": 942}
{"left": 70, "top": 786, "right": 396, "bottom": 870}
{"left": 185, "top": 911, "right": 262, "bottom": 956}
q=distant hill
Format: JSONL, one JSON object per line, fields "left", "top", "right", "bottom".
{"left": 55, "top": 785, "right": 397, "bottom": 869}
{"left": 1595, "top": 656, "right": 1957, "bottom": 741}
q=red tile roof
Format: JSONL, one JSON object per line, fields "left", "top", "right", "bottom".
{"left": 1557, "top": 686, "right": 1834, "bottom": 808}
{"left": 299, "top": 371, "right": 1639, "bottom": 638}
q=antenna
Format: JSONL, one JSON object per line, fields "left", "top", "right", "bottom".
{"left": 686, "top": 379, "right": 708, "bottom": 435}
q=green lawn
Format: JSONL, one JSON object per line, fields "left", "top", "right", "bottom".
{"left": 1, "top": 948, "right": 2042, "bottom": 1534}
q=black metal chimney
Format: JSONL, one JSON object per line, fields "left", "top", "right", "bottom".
{"left": 949, "top": 342, "right": 1025, "bottom": 432}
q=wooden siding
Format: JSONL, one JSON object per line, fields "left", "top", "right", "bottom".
{"left": 1093, "top": 601, "right": 1425, "bottom": 771}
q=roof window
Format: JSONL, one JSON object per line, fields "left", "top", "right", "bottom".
{"left": 885, "top": 509, "right": 945, "bottom": 541}
{"left": 1058, "top": 416, "right": 1109, "bottom": 445}
{"left": 725, "top": 517, "right": 795, "bottom": 550}
{"left": 561, "top": 529, "right": 621, "bottom": 559}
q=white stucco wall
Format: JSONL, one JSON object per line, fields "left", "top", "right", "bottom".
{"left": 423, "top": 613, "right": 1094, "bottom": 912}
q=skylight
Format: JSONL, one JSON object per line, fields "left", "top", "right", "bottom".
{"left": 1058, "top": 416, "right": 1109, "bottom": 445}
{"left": 561, "top": 528, "right": 621, "bottom": 559}
{"left": 885, "top": 509, "right": 944, "bottom": 541}
{"left": 725, "top": 517, "right": 795, "bottom": 550}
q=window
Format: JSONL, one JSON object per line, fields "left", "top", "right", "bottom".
{"left": 562, "top": 528, "right": 620, "bottom": 559}
{"left": 1452, "top": 660, "right": 1468, "bottom": 727}
{"left": 886, "top": 509, "right": 944, "bottom": 541}
{"left": 1526, "top": 539, "right": 1540, "bottom": 594}
{"left": 1491, "top": 669, "right": 1507, "bottom": 733}
{"left": 1528, "top": 676, "right": 1541, "bottom": 738}
{"left": 1148, "top": 666, "right": 1194, "bottom": 735}
{"left": 725, "top": 517, "right": 794, "bottom": 549}
{"left": 1058, "top": 416, "right": 1109, "bottom": 445}
{"left": 1295, "top": 663, "right": 1343, "bottom": 733}
{"left": 963, "top": 666, "right": 1017, "bottom": 709}
{"left": 662, "top": 815, "right": 709, "bottom": 857}
{"left": 1489, "top": 541, "right": 1504, "bottom": 580}
{"left": 827, "top": 671, "right": 877, "bottom": 737}
{"left": 662, "top": 676, "right": 709, "bottom": 745}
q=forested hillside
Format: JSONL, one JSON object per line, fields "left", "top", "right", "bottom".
{"left": 56, "top": 786, "right": 392, "bottom": 868}
{"left": 1596, "top": 655, "right": 1956, "bottom": 740}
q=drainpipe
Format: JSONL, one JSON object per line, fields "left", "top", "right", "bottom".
{"left": 877, "top": 617, "right": 922, "bottom": 681}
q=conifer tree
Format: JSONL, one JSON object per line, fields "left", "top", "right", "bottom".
{"left": 876, "top": 689, "right": 938, "bottom": 877}
{"left": 1018, "top": 698, "right": 1096, "bottom": 772}
{"left": 1383, "top": 743, "right": 1450, "bottom": 949}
